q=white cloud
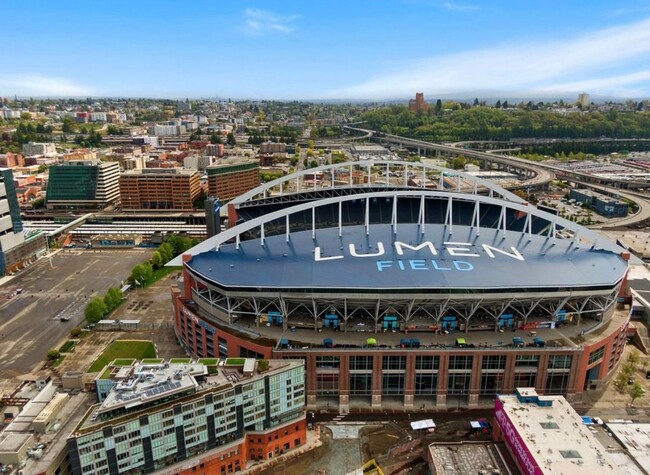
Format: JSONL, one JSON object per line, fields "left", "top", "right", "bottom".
{"left": 0, "top": 75, "right": 93, "bottom": 97}
{"left": 327, "top": 17, "right": 650, "bottom": 99}
{"left": 442, "top": 2, "right": 479, "bottom": 12}
{"left": 243, "top": 8, "right": 299, "bottom": 35}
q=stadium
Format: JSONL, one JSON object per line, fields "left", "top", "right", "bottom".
{"left": 170, "top": 160, "right": 632, "bottom": 410}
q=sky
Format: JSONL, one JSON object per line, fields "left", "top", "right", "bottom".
{"left": 2, "top": 0, "right": 650, "bottom": 100}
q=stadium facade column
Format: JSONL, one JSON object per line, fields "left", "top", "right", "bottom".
{"left": 468, "top": 354, "right": 482, "bottom": 407}
{"left": 436, "top": 354, "right": 449, "bottom": 407}
{"left": 371, "top": 354, "right": 383, "bottom": 408}
{"left": 306, "top": 355, "right": 318, "bottom": 408}
{"left": 339, "top": 354, "right": 350, "bottom": 412}
{"left": 564, "top": 351, "right": 581, "bottom": 403}
{"left": 182, "top": 254, "right": 193, "bottom": 299}
{"left": 535, "top": 354, "right": 550, "bottom": 393}
{"left": 403, "top": 354, "right": 417, "bottom": 410}
{"left": 502, "top": 354, "right": 517, "bottom": 394}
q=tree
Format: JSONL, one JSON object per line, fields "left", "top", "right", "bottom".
{"left": 70, "top": 328, "right": 82, "bottom": 338}
{"left": 210, "top": 133, "right": 222, "bottom": 144}
{"left": 627, "top": 350, "right": 640, "bottom": 369}
{"left": 434, "top": 99, "right": 442, "bottom": 115}
{"left": 630, "top": 381, "right": 645, "bottom": 405}
{"left": 495, "top": 100, "right": 502, "bottom": 109}
{"left": 257, "top": 359, "right": 269, "bottom": 372}
{"left": 62, "top": 117, "right": 76, "bottom": 133}
{"left": 614, "top": 372, "right": 628, "bottom": 392}
{"left": 226, "top": 132, "right": 236, "bottom": 146}
{"left": 103, "top": 287, "right": 123, "bottom": 312}
{"left": 47, "top": 349, "right": 61, "bottom": 361}
{"left": 151, "top": 251, "right": 163, "bottom": 269}
{"left": 158, "top": 242, "right": 174, "bottom": 262}
{"left": 85, "top": 297, "right": 108, "bottom": 324}
{"left": 130, "top": 262, "right": 153, "bottom": 286}
{"left": 473, "top": 98, "right": 479, "bottom": 106}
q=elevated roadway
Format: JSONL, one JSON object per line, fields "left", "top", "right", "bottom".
{"left": 343, "top": 126, "right": 650, "bottom": 229}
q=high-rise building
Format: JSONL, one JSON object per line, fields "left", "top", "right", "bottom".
{"left": 46, "top": 160, "right": 121, "bottom": 211}
{"left": 119, "top": 168, "right": 201, "bottom": 210}
{"left": 67, "top": 359, "right": 305, "bottom": 475}
{"left": 0, "top": 168, "right": 46, "bottom": 275}
{"left": 408, "top": 92, "right": 427, "bottom": 112}
{"left": 206, "top": 157, "right": 260, "bottom": 202}
{"left": 577, "top": 93, "right": 590, "bottom": 108}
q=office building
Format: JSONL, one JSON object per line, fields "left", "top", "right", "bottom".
{"left": 569, "top": 189, "right": 628, "bottom": 217}
{"left": 22, "top": 142, "right": 56, "bottom": 157}
{"left": 0, "top": 168, "right": 46, "bottom": 275}
{"left": 46, "top": 160, "right": 121, "bottom": 211}
{"left": 68, "top": 359, "right": 305, "bottom": 475}
{"left": 119, "top": 168, "right": 201, "bottom": 210}
{"left": 206, "top": 157, "right": 259, "bottom": 202}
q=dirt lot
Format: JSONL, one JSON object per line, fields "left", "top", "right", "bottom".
{"left": 259, "top": 415, "right": 501, "bottom": 475}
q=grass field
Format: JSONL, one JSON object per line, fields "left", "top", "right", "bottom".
{"left": 144, "top": 266, "right": 181, "bottom": 287}
{"left": 88, "top": 340, "right": 156, "bottom": 372}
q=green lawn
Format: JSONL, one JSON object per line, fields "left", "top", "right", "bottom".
{"left": 225, "top": 358, "right": 245, "bottom": 366}
{"left": 170, "top": 358, "right": 191, "bottom": 364}
{"left": 143, "top": 266, "right": 181, "bottom": 287}
{"left": 141, "top": 358, "right": 164, "bottom": 364}
{"left": 88, "top": 340, "right": 156, "bottom": 372}
{"left": 198, "top": 358, "right": 218, "bottom": 365}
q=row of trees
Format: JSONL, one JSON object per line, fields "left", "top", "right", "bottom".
{"left": 84, "top": 236, "right": 197, "bottom": 324}
{"left": 84, "top": 287, "right": 124, "bottom": 324}
{"left": 363, "top": 106, "right": 650, "bottom": 142}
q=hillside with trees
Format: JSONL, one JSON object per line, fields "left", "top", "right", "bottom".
{"left": 362, "top": 105, "right": 650, "bottom": 142}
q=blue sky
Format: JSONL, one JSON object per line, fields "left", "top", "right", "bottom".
{"left": 2, "top": 1, "right": 650, "bottom": 100}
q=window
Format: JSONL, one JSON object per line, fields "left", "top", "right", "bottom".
{"left": 546, "top": 372, "right": 571, "bottom": 394}
{"left": 479, "top": 373, "right": 503, "bottom": 395}
{"left": 449, "top": 355, "right": 473, "bottom": 371}
{"left": 415, "top": 373, "right": 438, "bottom": 395}
{"left": 382, "top": 373, "right": 405, "bottom": 395}
{"left": 349, "top": 356, "right": 373, "bottom": 371}
{"left": 515, "top": 355, "right": 539, "bottom": 368}
{"left": 316, "top": 373, "right": 339, "bottom": 395}
{"left": 382, "top": 355, "right": 406, "bottom": 371}
{"left": 482, "top": 355, "right": 506, "bottom": 370}
{"left": 349, "top": 374, "right": 372, "bottom": 395}
{"left": 588, "top": 347, "right": 605, "bottom": 365}
{"left": 513, "top": 372, "right": 537, "bottom": 388}
{"left": 316, "top": 356, "right": 339, "bottom": 369}
{"left": 548, "top": 355, "right": 573, "bottom": 370}
{"left": 416, "top": 356, "right": 439, "bottom": 370}
{"left": 448, "top": 373, "right": 471, "bottom": 395}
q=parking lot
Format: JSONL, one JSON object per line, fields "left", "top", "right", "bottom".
{"left": 0, "top": 249, "right": 153, "bottom": 381}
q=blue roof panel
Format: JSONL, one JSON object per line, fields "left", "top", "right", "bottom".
{"left": 187, "top": 224, "right": 627, "bottom": 291}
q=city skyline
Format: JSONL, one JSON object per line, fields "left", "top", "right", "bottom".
{"left": 2, "top": 1, "right": 650, "bottom": 100}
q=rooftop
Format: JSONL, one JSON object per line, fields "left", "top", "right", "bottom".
{"left": 76, "top": 358, "right": 301, "bottom": 435}
{"left": 606, "top": 423, "right": 650, "bottom": 473}
{"left": 496, "top": 390, "right": 617, "bottom": 474}
{"left": 188, "top": 223, "right": 627, "bottom": 291}
{"left": 427, "top": 442, "right": 517, "bottom": 475}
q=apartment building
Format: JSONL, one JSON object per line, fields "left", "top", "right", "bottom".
{"left": 68, "top": 359, "right": 305, "bottom": 475}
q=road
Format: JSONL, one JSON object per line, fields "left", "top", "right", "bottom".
{"left": 0, "top": 249, "right": 151, "bottom": 379}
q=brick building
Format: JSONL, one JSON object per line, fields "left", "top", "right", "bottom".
{"left": 119, "top": 168, "right": 201, "bottom": 210}
{"left": 206, "top": 157, "right": 259, "bottom": 202}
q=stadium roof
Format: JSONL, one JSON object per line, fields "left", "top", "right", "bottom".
{"left": 187, "top": 223, "right": 626, "bottom": 291}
